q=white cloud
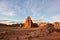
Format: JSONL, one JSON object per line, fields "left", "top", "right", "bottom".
{"left": 51, "top": 15, "right": 60, "bottom": 19}
{"left": 46, "top": 0, "right": 60, "bottom": 13}
{"left": 24, "top": 0, "right": 45, "bottom": 17}
{"left": 31, "top": 8, "right": 40, "bottom": 17}
{"left": 42, "top": 15, "right": 60, "bottom": 22}
{"left": 0, "top": 0, "right": 16, "bottom": 16}
{"left": 0, "top": 20, "right": 16, "bottom": 25}
{"left": 2, "top": 11, "right": 15, "bottom": 16}
{"left": 38, "top": 6, "right": 44, "bottom": 11}
{"left": 31, "top": 6, "right": 45, "bottom": 17}
{"left": 31, "top": 16, "right": 44, "bottom": 23}
{"left": 49, "top": 15, "right": 60, "bottom": 22}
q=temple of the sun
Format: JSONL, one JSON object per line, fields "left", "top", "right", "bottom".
{"left": 22, "top": 16, "right": 38, "bottom": 28}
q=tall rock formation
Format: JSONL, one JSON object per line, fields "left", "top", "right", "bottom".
{"left": 23, "top": 16, "right": 33, "bottom": 28}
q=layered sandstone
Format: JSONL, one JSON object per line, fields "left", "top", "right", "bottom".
{"left": 53, "top": 22, "right": 60, "bottom": 29}
{"left": 22, "top": 16, "right": 33, "bottom": 28}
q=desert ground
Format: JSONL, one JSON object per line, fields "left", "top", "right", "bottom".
{"left": 0, "top": 27, "right": 60, "bottom": 40}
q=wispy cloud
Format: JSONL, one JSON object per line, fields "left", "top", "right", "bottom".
{"left": 45, "top": 0, "right": 60, "bottom": 13}
{"left": 2, "top": 11, "right": 15, "bottom": 16}
{"left": 23, "top": 0, "right": 45, "bottom": 17}
{"left": 50, "top": 15, "right": 60, "bottom": 22}
{"left": 0, "top": 0, "right": 60, "bottom": 22}
{"left": 0, "top": 0, "right": 16, "bottom": 16}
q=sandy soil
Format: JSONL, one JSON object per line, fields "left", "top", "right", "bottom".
{"left": 0, "top": 28, "right": 60, "bottom": 40}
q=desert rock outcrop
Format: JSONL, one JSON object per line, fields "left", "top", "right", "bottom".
{"left": 23, "top": 16, "right": 33, "bottom": 28}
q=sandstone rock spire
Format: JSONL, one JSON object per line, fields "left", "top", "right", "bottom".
{"left": 23, "top": 16, "right": 33, "bottom": 28}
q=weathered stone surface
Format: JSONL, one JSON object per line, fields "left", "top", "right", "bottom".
{"left": 39, "top": 23, "right": 55, "bottom": 36}
{"left": 53, "top": 22, "right": 60, "bottom": 29}
{"left": 23, "top": 16, "right": 33, "bottom": 28}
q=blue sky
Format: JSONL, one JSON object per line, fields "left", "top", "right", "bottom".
{"left": 0, "top": 0, "right": 60, "bottom": 22}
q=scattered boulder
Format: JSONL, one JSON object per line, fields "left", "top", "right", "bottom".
{"left": 39, "top": 23, "right": 55, "bottom": 36}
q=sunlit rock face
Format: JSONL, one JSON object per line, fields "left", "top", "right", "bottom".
{"left": 53, "top": 22, "right": 60, "bottom": 29}
{"left": 38, "top": 23, "right": 55, "bottom": 35}
{"left": 22, "top": 16, "right": 33, "bottom": 28}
